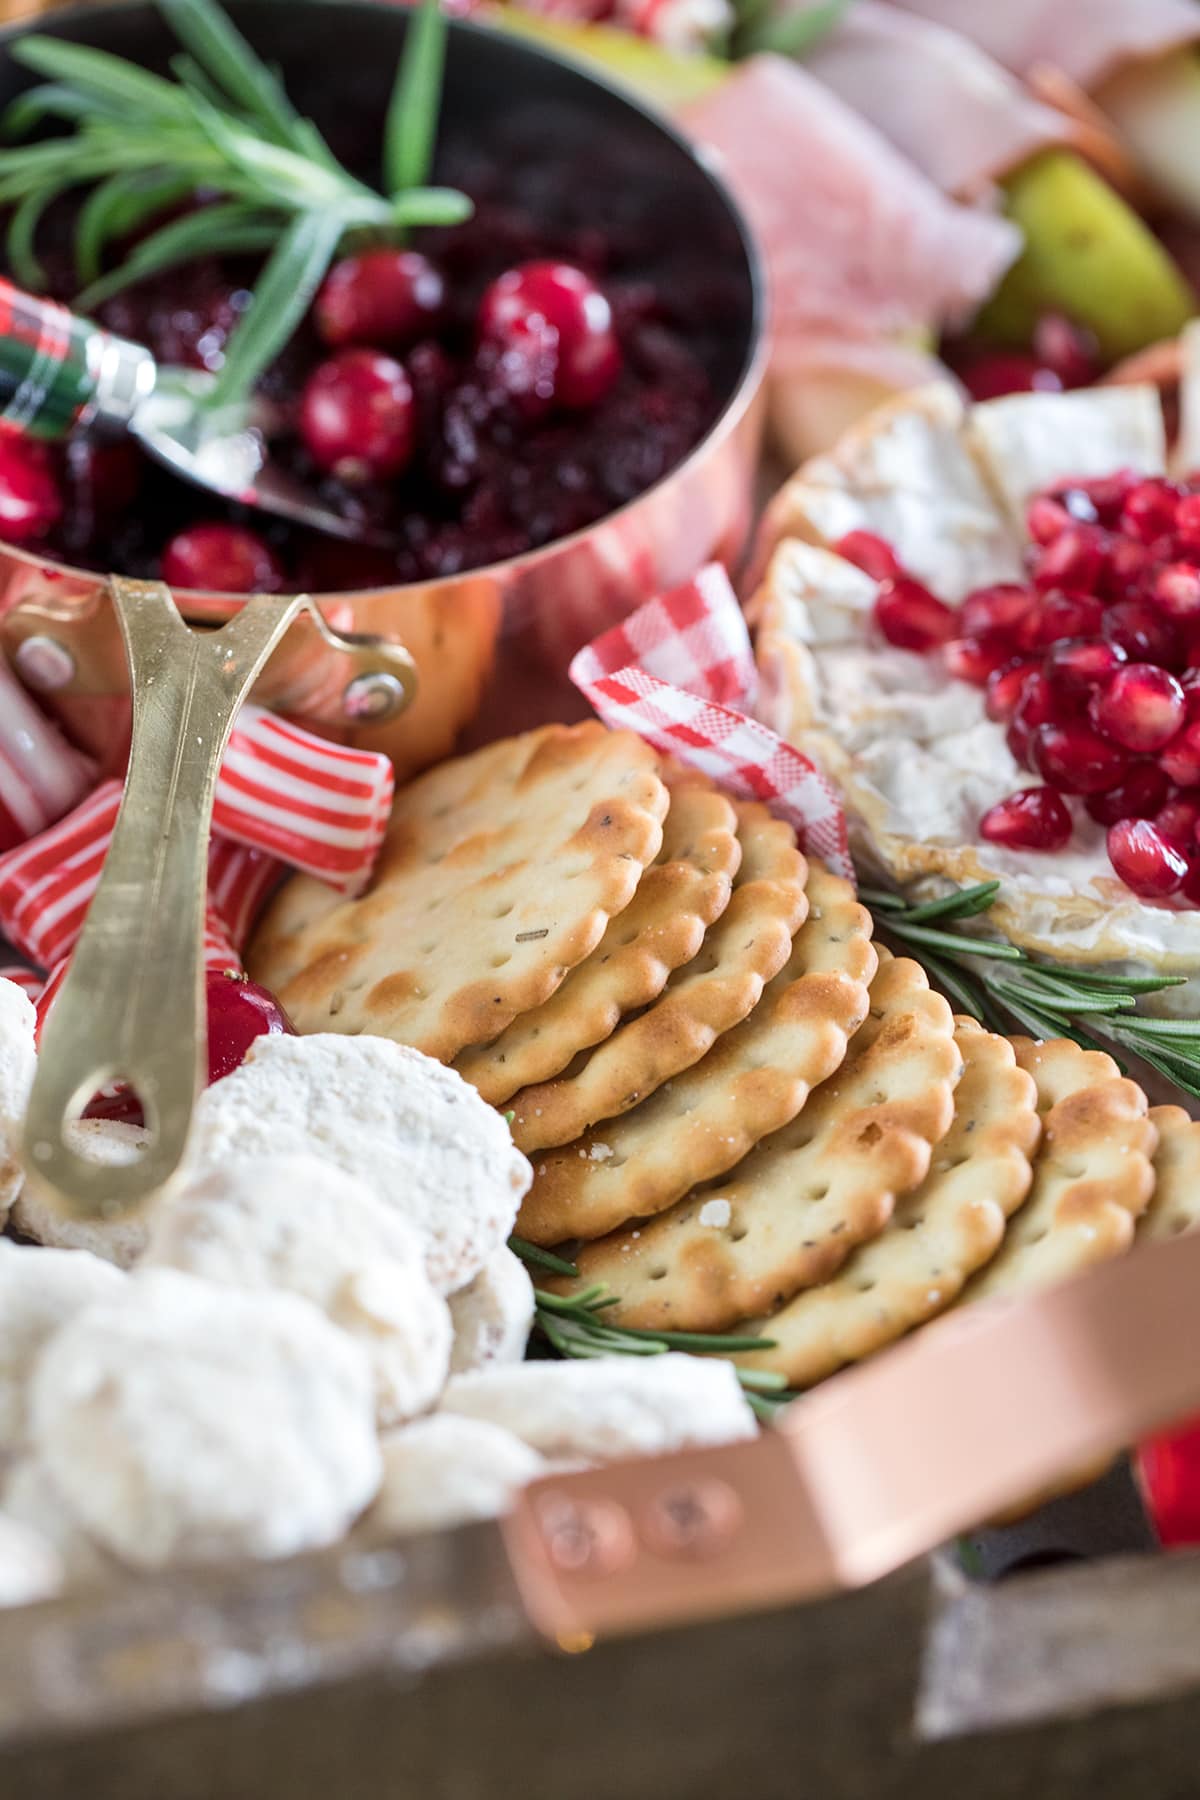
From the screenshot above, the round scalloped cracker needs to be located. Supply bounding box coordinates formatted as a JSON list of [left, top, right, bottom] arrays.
[[962, 1036, 1157, 1305], [455, 770, 740, 1106], [507, 801, 807, 1154], [732, 1019, 1039, 1388], [517, 859, 875, 1246], [1137, 1105, 1200, 1243], [567, 953, 961, 1333], [248, 724, 668, 1063]]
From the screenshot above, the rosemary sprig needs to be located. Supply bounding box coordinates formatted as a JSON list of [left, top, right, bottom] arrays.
[[863, 880, 1200, 1096], [0, 0, 470, 407], [731, 0, 851, 60]]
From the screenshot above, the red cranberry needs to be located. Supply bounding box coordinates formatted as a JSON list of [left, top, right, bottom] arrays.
[[1085, 762, 1169, 826], [1161, 721, 1200, 788], [161, 523, 285, 594], [477, 261, 622, 410], [834, 530, 900, 581], [1154, 563, 1200, 620], [1044, 637, 1126, 699], [206, 970, 295, 1085], [959, 583, 1034, 642], [1019, 592, 1104, 653], [959, 351, 1061, 403], [1033, 721, 1128, 794], [943, 635, 1011, 685], [1107, 818, 1188, 897], [1174, 492, 1200, 553], [1120, 478, 1181, 543], [1138, 1418, 1200, 1545], [873, 578, 956, 651], [0, 438, 63, 543], [315, 250, 444, 349], [1154, 793, 1200, 849], [299, 348, 416, 480], [1031, 524, 1107, 593], [985, 659, 1039, 723], [1026, 495, 1071, 545], [1089, 664, 1185, 753], [1031, 314, 1099, 388], [979, 785, 1072, 851], [1103, 600, 1180, 668]]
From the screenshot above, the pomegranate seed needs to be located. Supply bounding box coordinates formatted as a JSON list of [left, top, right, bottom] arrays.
[[1154, 793, 1200, 849], [1162, 721, 1200, 787], [315, 250, 445, 348], [1183, 856, 1200, 905], [1006, 670, 1059, 768], [1154, 563, 1200, 620], [1076, 468, 1139, 524], [1090, 664, 1185, 753], [477, 261, 622, 410], [1033, 721, 1129, 793], [959, 583, 1035, 642], [299, 348, 416, 479], [1031, 524, 1107, 593], [1174, 492, 1200, 553], [1181, 670, 1200, 718], [1100, 534, 1156, 600], [1138, 1417, 1200, 1544], [873, 578, 956, 651], [979, 785, 1072, 851], [1044, 636, 1126, 698], [1103, 600, 1181, 668], [985, 658, 1039, 723], [161, 523, 285, 594], [834, 530, 900, 581], [1032, 313, 1099, 388], [206, 970, 295, 1085], [0, 438, 63, 543], [943, 635, 1011, 685], [1019, 592, 1104, 653], [1107, 818, 1187, 897], [959, 351, 1061, 403], [1085, 762, 1169, 826], [1120, 478, 1182, 543], [1026, 495, 1072, 545]]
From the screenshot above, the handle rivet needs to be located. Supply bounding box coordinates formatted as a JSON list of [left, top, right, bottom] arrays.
[[343, 670, 404, 723], [536, 1493, 635, 1578], [639, 1479, 743, 1561], [13, 635, 76, 694]]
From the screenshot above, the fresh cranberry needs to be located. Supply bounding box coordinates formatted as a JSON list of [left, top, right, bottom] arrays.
[[1153, 563, 1200, 620], [315, 250, 445, 349], [959, 583, 1034, 642], [959, 351, 1061, 403], [943, 635, 1011, 685], [1103, 600, 1181, 668], [1120, 478, 1181, 544], [1107, 818, 1188, 897], [1031, 314, 1099, 388], [1085, 763, 1169, 826], [1090, 664, 1185, 753], [206, 969, 295, 1085], [0, 438, 63, 543], [979, 785, 1072, 851], [299, 348, 416, 480], [83, 1083, 146, 1126], [1137, 1418, 1200, 1546], [1154, 793, 1200, 849], [1031, 525, 1107, 594], [1174, 492, 1200, 553], [1161, 721, 1200, 788], [873, 578, 956, 651], [1033, 721, 1128, 794], [1044, 637, 1126, 699], [985, 659, 1039, 724], [834, 530, 900, 581], [1019, 592, 1104, 654], [161, 523, 286, 594], [477, 261, 622, 410]]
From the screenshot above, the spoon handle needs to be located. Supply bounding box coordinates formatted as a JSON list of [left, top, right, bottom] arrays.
[[0, 278, 154, 442], [22, 578, 318, 1222]]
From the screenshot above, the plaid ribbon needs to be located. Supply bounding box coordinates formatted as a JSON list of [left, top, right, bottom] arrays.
[[570, 565, 853, 881], [0, 279, 110, 442]]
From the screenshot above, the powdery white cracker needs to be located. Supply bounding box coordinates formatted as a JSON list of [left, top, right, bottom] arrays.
[[11, 1119, 151, 1267], [366, 1415, 545, 1536], [0, 1239, 126, 1450], [448, 1247, 534, 1377], [1136, 1105, 1200, 1243], [966, 385, 1166, 524], [440, 1354, 755, 1464], [189, 1035, 530, 1294], [31, 1269, 380, 1570], [0, 977, 35, 1222], [145, 1154, 451, 1425]]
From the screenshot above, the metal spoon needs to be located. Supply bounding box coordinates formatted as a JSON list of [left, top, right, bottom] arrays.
[[0, 277, 391, 545]]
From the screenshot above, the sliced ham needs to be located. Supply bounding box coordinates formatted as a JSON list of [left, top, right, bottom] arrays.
[[804, 2, 1073, 197], [886, 0, 1200, 94]]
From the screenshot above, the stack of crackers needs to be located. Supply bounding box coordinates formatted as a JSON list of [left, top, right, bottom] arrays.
[[251, 722, 1200, 1392]]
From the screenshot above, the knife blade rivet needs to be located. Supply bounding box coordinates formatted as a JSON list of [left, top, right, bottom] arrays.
[[639, 1479, 743, 1561], [535, 1493, 636, 1578], [14, 635, 76, 694], [343, 670, 405, 723]]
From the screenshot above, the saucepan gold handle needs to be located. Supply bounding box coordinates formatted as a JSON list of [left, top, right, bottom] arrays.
[[21, 576, 415, 1222]]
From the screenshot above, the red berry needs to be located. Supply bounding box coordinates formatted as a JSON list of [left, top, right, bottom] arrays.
[[1085, 762, 1169, 826], [985, 658, 1039, 723], [1161, 721, 1200, 788], [1154, 793, 1200, 849], [1033, 721, 1128, 794], [1026, 495, 1072, 545], [1137, 1418, 1200, 1546], [1090, 664, 1185, 753], [1120, 478, 1182, 543], [1019, 591, 1104, 653], [834, 530, 900, 581], [873, 578, 956, 651], [1044, 636, 1126, 699], [960, 351, 1061, 403], [206, 969, 295, 1085], [1154, 563, 1200, 620], [979, 785, 1072, 851], [959, 583, 1034, 642], [315, 250, 444, 349], [1107, 818, 1188, 897], [161, 522, 285, 594], [1031, 313, 1099, 388], [477, 261, 621, 410], [943, 634, 1011, 685], [1174, 492, 1200, 553], [1103, 600, 1181, 668], [299, 348, 415, 479], [0, 437, 63, 543], [1031, 524, 1107, 593]]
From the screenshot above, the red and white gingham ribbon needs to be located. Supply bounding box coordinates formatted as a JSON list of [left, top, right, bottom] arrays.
[[570, 565, 852, 881], [207, 839, 285, 952], [213, 706, 393, 896]]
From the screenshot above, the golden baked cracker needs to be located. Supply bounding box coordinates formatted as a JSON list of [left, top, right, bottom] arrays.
[[568, 955, 961, 1332], [732, 1020, 1038, 1387], [962, 1036, 1157, 1304], [248, 724, 668, 1063], [518, 859, 875, 1246], [507, 801, 808, 1154], [1137, 1105, 1200, 1242], [455, 772, 740, 1107]]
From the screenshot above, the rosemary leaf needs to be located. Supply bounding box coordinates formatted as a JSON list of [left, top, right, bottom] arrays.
[[736, 0, 850, 59], [508, 1235, 578, 1279], [887, 921, 1025, 962], [389, 186, 473, 228], [385, 0, 448, 195], [76, 202, 281, 312], [74, 171, 202, 287], [893, 881, 1001, 925], [12, 36, 189, 124], [1, 83, 101, 138], [205, 208, 342, 408], [157, 0, 311, 150], [6, 185, 58, 288]]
